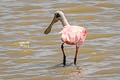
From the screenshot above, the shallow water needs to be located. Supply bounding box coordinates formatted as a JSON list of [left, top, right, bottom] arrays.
[[0, 0, 120, 80]]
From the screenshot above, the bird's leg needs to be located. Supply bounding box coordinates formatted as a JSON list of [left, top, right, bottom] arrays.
[[74, 46, 79, 65], [61, 43, 66, 66]]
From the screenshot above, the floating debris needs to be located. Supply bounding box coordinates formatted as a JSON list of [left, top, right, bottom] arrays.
[[18, 41, 30, 48]]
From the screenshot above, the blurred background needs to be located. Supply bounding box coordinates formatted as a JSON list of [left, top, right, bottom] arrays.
[[0, 0, 120, 80]]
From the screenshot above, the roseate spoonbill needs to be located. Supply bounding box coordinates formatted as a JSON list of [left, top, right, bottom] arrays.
[[44, 11, 86, 66]]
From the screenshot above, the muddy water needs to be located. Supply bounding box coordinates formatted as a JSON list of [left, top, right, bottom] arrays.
[[0, 0, 120, 80]]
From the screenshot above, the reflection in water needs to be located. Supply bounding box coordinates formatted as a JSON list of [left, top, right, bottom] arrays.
[[0, 0, 120, 80]]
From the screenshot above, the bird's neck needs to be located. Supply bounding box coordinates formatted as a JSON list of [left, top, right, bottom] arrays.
[[60, 14, 70, 27]]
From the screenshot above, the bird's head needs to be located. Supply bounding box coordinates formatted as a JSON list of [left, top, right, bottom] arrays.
[[54, 11, 64, 22], [44, 11, 64, 34]]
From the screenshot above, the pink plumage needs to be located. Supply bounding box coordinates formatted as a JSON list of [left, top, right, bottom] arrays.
[[60, 26, 86, 47]]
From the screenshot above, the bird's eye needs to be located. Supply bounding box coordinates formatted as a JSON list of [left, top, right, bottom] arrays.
[[56, 13, 60, 18]]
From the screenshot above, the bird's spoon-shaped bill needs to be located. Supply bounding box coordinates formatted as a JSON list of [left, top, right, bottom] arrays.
[[44, 16, 58, 34]]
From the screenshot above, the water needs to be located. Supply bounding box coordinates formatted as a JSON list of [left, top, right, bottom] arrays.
[[0, 0, 120, 80]]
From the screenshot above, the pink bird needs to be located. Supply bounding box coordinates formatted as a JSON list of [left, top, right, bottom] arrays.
[[44, 11, 86, 66]]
